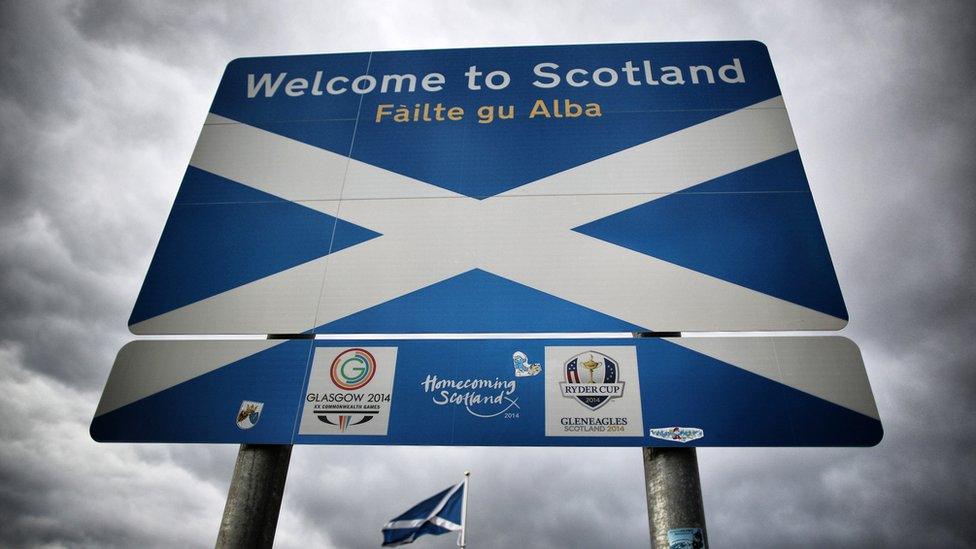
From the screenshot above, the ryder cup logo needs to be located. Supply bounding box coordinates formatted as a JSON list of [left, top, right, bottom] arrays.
[[560, 351, 625, 410], [330, 348, 376, 390]]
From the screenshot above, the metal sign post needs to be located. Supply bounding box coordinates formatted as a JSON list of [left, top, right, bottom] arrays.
[[643, 447, 707, 548], [216, 444, 292, 549], [636, 332, 707, 548], [215, 333, 308, 548]]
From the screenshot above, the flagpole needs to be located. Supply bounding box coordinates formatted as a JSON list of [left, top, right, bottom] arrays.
[[458, 471, 470, 548]]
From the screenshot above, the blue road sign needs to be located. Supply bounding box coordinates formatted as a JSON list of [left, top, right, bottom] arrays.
[[91, 337, 882, 447], [129, 41, 847, 335]]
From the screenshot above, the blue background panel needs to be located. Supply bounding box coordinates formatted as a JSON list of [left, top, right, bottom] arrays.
[[130, 169, 380, 326], [213, 41, 783, 199], [91, 340, 312, 443], [213, 52, 371, 123], [575, 152, 847, 320], [93, 338, 881, 447], [637, 341, 881, 446]]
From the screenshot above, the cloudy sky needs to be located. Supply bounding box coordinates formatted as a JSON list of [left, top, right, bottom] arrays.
[[1, 1, 974, 547]]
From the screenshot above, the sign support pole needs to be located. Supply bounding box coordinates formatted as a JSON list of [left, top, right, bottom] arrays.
[[215, 334, 312, 549], [216, 443, 293, 548], [642, 447, 708, 548], [636, 332, 708, 548]]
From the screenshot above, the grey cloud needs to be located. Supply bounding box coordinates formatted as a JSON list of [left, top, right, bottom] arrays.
[[0, 349, 230, 548], [689, 2, 976, 547], [0, 1, 217, 386], [280, 446, 650, 549], [1, 1, 975, 548]]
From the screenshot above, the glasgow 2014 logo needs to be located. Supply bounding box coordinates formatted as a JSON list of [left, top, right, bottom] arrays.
[[312, 348, 384, 432], [330, 348, 377, 390]]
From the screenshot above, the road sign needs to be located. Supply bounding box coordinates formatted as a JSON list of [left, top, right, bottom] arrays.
[[91, 337, 881, 446], [129, 41, 847, 335]]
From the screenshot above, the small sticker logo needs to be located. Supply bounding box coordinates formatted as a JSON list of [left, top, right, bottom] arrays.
[[559, 351, 625, 410], [236, 400, 264, 430], [512, 351, 542, 377], [667, 527, 704, 549], [649, 427, 704, 443]]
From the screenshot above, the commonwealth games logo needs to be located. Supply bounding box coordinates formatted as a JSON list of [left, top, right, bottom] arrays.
[[330, 348, 377, 390], [314, 348, 382, 432], [301, 346, 397, 437]]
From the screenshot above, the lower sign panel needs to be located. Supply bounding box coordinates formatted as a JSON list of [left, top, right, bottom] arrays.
[[91, 337, 882, 447]]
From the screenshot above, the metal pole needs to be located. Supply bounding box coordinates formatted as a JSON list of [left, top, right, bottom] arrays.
[[458, 471, 470, 548], [643, 447, 707, 548], [216, 444, 293, 549], [216, 334, 310, 549], [636, 332, 707, 549]]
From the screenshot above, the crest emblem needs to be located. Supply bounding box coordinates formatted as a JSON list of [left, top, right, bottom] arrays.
[[236, 400, 264, 430], [559, 351, 625, 410]]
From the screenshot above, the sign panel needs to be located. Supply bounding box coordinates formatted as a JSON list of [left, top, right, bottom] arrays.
[[91, 337, 882, 446], [129, 41, 847, 335]]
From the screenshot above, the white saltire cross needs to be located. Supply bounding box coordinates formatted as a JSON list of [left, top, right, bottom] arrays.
[[131, 96, 843, 334]]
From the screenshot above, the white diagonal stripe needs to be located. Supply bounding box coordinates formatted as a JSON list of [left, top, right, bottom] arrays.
[[95, 340, 287, 416], [135, 96, 841, 334], [191, 114, 462, 204], [315, 233, 473, 327], [499, 96, 794, 199], [130, 255, 329, 335], [482, 226, 843, 331], [383, 481, 465, 532], [341, 156, 465, 201], [190, 114, 348, 201], [669, 337, 879, 419]]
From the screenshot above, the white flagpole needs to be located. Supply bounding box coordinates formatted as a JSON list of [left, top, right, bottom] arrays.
[[458, 471, 470, 548]]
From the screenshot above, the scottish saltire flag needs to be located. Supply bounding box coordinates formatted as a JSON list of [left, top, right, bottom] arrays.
[[382, 479, 467, 546], [129, 41, 849, 335]]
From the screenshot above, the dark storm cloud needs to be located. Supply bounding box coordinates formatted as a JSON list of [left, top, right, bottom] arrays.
[[692, 2, 976, 547], [67, 1, 225, 54], [0, 351, 232, 548], [825, 1, 976, 347], [0, 0, 240, 387], [0, 3, 244, 542]]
